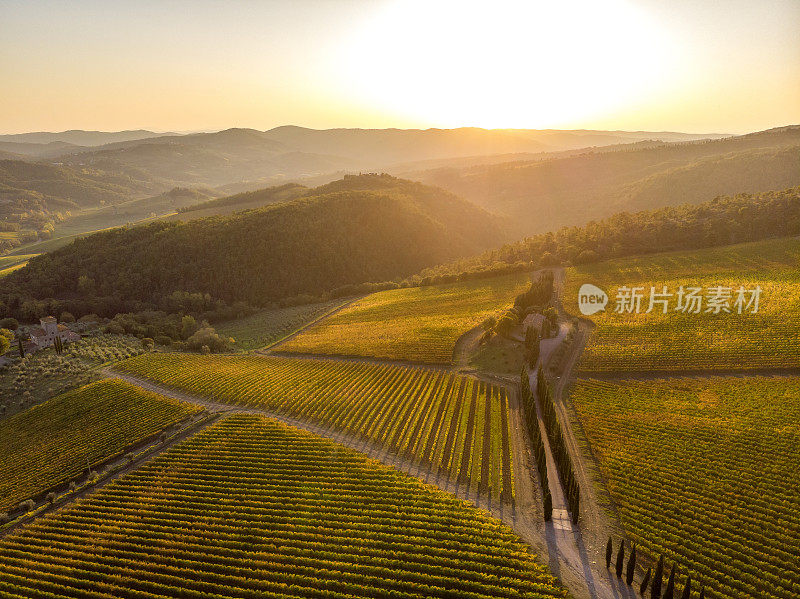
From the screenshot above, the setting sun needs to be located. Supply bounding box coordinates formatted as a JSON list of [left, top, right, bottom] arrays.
[[343, 0, 675, 129]]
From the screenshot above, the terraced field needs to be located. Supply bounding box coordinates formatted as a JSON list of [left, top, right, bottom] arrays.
[[0, 379, 199, 512], [216, 299, 349, 350], [570, 376, 800, 599], [280, 272, 531, 363], [0, 415, 566, 599], [564, 237, 800, 371], [116, 353, 516, 501]]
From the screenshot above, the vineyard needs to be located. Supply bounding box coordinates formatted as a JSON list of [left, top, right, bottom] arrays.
[[116, 353, 516, 501], [280, 272, 531, 363], [0, 379, 199, 512], [564, 237, 800, 371], [569, 376, 800, 599], [216, 298, 348, 350], [0, 415, 566, 599]]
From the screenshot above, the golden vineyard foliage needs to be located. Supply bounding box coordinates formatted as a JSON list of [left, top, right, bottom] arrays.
[[0, 415, 566, 598], [282, 272, 531, 363], [564, 237, 800, 370], [116, 353, 516, 501], [570, 377, 800, 599], [0, 379, 198, 511]]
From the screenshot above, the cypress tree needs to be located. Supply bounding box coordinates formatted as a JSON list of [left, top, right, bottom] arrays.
[[615, 540, 625, 578], [543, 490, 552, 521], [651, 555, 664, 599], [18, 337, 24, 358], [640, 567, 652, 596], [663, 565, 676, 599], [626, 543, 637, 585], [572, 485, 580, 524], [605, 537, 613, 569], [680, 577, 691, 599]]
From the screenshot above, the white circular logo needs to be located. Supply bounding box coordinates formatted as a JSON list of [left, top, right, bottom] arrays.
[[578, 284, 608, 315]]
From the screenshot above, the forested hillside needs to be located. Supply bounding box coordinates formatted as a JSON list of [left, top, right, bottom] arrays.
[[416, 187, 800, 281], [0, 175, 504, 320], [411, 126, 800, 234]]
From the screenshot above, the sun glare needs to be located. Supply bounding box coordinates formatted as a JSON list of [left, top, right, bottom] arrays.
[[343, 0, 676, 129]]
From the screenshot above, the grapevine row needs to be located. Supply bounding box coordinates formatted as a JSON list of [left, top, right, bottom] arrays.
[[0, 379, 198, 513], [116, 353, 516, 501], [0, 415, 567, 599]]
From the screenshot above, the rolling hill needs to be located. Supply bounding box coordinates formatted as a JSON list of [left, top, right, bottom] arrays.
[[408, 126, 800, 235], [0, 129, 171, 147], [0, 175, 505, 318], [58, 128, 358, 188]]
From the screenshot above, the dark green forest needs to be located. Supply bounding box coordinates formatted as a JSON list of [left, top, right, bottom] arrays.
[[0, 175, 503, 322]]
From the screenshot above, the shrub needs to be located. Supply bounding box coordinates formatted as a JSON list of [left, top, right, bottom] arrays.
[[186, 327, 229, 353], [0, 318, 18, 330]]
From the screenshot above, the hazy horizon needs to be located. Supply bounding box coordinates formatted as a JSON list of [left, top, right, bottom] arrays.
[[2, 0, 799, 135]]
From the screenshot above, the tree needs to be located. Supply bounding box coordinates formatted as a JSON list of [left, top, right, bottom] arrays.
[[615, 540, 625, 577], [606, 537, 613, 569], [187, 327, 229, 353], [0, 318, 18, 330], [142, 337, 154, 350], [626, 544, 637, 585], [651, 555, 664, 599], [181, 315, 198, 340], [0, 335, 9, 356], [59, 311, 75, 323], [663, 565, 676, 599], [680, 577, 691, 599], [640, 568, 652, 596], [17, 337, 24, 358], [543, 490, 552, 521]]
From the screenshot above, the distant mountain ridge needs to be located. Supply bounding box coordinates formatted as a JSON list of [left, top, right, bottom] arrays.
[[407, 125, 800, 235], [0, 129, 173, 146]]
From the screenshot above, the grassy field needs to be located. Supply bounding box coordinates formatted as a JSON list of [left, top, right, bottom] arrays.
[[216, 299, 349, 350], [0, 261, 28, 277], [0, 379, 198, 512], [281, 272, 531, 363], [116, 353, 515, 501], [0, 253, 36, 277], [570, 376, 800, 599], [0, 415, 565, 598], [564, 237, 800, 370]]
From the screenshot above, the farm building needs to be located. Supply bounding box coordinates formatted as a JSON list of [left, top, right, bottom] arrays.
[[28, 316, 80, 349]]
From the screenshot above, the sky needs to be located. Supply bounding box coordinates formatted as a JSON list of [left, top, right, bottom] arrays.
[[1, 0, 798, 134]]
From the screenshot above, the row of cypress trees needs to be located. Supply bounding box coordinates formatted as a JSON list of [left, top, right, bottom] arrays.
[[519, 368, 552, 520], [536, 370, 580, 524], [606, 538, 706, 599]]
